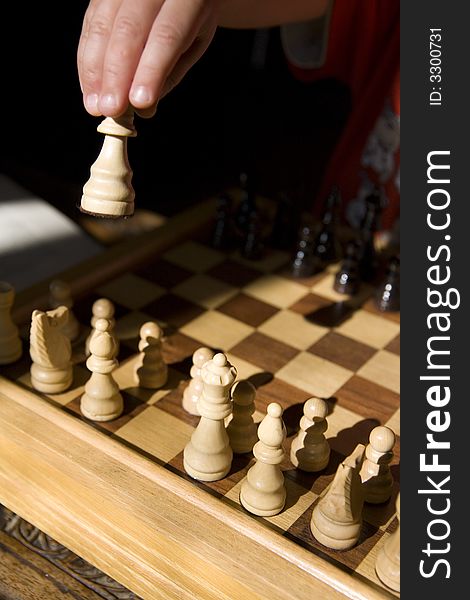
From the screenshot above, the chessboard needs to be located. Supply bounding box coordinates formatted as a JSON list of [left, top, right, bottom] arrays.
[[0, 194, 400, 600]]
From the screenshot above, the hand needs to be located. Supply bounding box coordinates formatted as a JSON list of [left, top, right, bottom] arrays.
[[77, 0, 218, 118]]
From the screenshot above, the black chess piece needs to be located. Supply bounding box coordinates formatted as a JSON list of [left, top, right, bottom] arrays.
[[334, 240, 361, 295], [310, 186, 343, 271], [375, 255, 400, 312], [358, 188, 383, 282], [241, 209, 263, 260], [291, 219, 317, 277], [234, 172, 257, 237], [211, 193, 234, 250], [270, 192, 300, 251]]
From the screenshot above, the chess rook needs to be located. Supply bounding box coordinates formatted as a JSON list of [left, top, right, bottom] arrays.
[[240, 403, 287, 517], [30, 306, 73, 393], [182, 347, 215, 415], [310, 444, 365, 550], [49, 280, 80, 341], [80, 106, 136, 218], [80, 318, 123, 421], [226, 380, 258, 454], [134, 321, 168, 389], [360, 425, 395, 504], [183, 353, 237, 481], [375, 493, 400, 592], [0, 281, 22, 365], [290, 397, 330, 472]]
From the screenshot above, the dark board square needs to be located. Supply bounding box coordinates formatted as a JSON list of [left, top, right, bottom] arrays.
[[135, 258, 192, 289], [217, 293, 278, 327], [207, 259, 261, 288], [288, 293, 332, 316], [308, 332, 376, 372], [362, 297, 400, 324], [73, 292, 129, 325], [254, 377, 311, 414], [162, 331, 204, 370], [385, 334, 400, 356], [143, 294, 205, 328], [230, 332, 299, 373], [335, 375, 400, 424]]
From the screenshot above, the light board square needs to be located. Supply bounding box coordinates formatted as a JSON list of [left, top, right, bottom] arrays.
[[357, 350, 400, 394], [115, 405, 194, 463], [335, 310, 400, 349], [258, 310, 327, 350], [276, 352, 353, 398], [163, 241, 224, 272], [243, 275, 308, 309], [172, 274, 237, 309], [180, 310, 254, 351], [97, 273, 165, 310]]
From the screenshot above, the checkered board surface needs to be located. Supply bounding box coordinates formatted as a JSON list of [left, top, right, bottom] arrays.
[[3, 237, 400, 597]]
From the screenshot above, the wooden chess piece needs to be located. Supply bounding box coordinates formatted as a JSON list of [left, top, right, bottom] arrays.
[[240, 403, 287, 516], [290, 397, 330, 472], [360, 426, 395, 504], [85, 298, 118, 358], [375, 493, 400, 592], [312, 186, 342, 268], [80, 318, 123, 421], [358, 189, 383, 282], [310, 444, 365, 550], [291, 219, 317, 277], [211, 194, 234, 250], [134, 321, 168, 389], [80, 106, 136, 218], [234, 171, 257, 237], [375, 255, 400, 312], [182, 347, 215, 416], [183, 353, 237, 481], [49, 280, 80, 341], [30, 306, 73, 393], [0, 281, 22, 364], [333, 240, 361, 295], [227, 380, 258, 454]]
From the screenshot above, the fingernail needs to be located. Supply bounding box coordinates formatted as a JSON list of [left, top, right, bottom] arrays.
[[85, 93, 99, 112], [130, 85, 151, 105], [100, 93, 117, 109]]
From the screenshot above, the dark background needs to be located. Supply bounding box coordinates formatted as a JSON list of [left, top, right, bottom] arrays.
[[1, 3, 350, 221]]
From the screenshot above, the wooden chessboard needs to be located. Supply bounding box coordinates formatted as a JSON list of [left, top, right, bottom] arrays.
[[0, 195, 400, 600]]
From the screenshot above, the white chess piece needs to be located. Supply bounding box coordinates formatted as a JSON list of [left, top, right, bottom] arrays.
[[290, 397, 330, 471], [183, 353, 236, 481], [360, 426, 395, 504], [85, 298, 118, 358], [49, 280, 80, 341], [0, 281, 22, 364], [80, 318, 123, 421], [30, 306, 73, 393], [80, 106, 136, 218], [226, 380, 258, 454], [134, 321, 168, 389], [240, 403, 287, 517], [310, 444, 365, 550], [182, 347, 214, 415], [375, 493, 400, 592]]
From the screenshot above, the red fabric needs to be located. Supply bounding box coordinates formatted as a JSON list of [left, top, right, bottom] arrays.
[[288, 0, 400, 230]]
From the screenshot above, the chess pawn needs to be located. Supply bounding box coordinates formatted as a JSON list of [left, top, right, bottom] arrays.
[[134, 321, 168, 389], [360, 426, 395, 504], [310, 444, 365, 550], [240, 403, 287, 517], [80, 318, 123, 421], [290, 397, 330, 472], [227, 380, 258, 454], [85, 298, 118, 358], [80, 106, 136, 218], [333, 240, 361, 295], [49, 280, 80, 341], [0, 281, 22, 364], [182, 347, 215, 416], [375, 255, 400, 312], [183, 353, 237, 481], [30, 306, 73, 393], [375, 493, 400, 592]]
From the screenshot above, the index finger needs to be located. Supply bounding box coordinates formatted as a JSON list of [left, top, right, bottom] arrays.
[[129, 0, 210, 109]]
